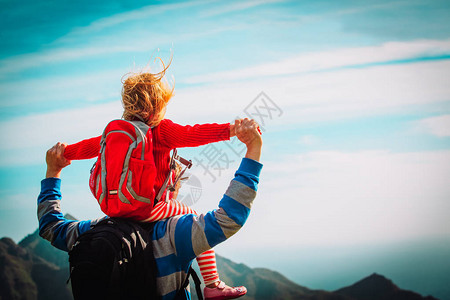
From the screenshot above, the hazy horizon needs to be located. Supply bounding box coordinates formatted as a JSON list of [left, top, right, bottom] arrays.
[[216, 237, 450, 299]]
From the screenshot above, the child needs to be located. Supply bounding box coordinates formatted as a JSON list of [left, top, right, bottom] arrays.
[[62, 62, 247, 299]]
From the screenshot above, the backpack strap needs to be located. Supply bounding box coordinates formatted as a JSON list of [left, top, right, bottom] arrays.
[[128, 114, 147, 123], [130, 120, 151, 160], [174, 266, 203, 300], [189, 267, 203, 300], [155, 149, 177, 202]]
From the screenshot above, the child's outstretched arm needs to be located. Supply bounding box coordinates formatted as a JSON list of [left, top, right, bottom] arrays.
[[63, 135, 102, 160], [156, 119, 235, 149]]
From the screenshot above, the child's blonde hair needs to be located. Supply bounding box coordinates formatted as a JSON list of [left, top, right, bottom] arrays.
[[121, 59, 174, 127]]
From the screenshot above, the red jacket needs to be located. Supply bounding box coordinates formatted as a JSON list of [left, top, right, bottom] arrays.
[[64, 119, 230, 198]]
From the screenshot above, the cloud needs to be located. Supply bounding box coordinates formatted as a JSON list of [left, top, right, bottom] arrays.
[[65, 0, 215, 36], [268, 0, 418, 27], [230, 150, 450, 247], [200, 0, 284, 18], [0, 0, 200, 74], [184, 39, 450, 84], [0, 46, 135, 75], [0, 102, 122, 166], [327, 0, 414, 17], [299, 135, 320, 146], [171, 59, 450, 127], [0, 0, 240, 76], [415, 114, 450, 137], [0, 67, 126, 110], [0, 27, 236, 77]]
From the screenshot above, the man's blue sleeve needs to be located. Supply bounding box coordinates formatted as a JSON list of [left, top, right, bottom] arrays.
[[37, 178, 103, 252], [169, 158, 263, 261]]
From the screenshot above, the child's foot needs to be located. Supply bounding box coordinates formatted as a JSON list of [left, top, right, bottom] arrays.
[[203, 281, 247, 300]]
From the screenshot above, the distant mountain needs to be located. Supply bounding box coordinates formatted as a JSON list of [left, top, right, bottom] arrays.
[[190, 255, 439, 300], [335, 273, 438, 300], [19, 229, 69, 269], [190, 254, 343, 300], [0, 219, 441, 300], [0, 237, 72, 300], [18, 213, 78, 269]]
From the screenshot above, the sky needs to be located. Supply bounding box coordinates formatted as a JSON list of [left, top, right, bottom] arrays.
[[1, 0, 450, 298]]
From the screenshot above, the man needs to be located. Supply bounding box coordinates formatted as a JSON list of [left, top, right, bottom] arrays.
[[38, 118, 263, 300]]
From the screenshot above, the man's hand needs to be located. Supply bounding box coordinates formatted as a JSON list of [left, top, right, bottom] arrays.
[[235, 118, 262, 162], [46, 143, 71, 178]]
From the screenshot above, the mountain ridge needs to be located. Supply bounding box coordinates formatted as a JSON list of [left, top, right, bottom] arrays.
[[0, 223, 440, 300], [335, 273, 438, 300]]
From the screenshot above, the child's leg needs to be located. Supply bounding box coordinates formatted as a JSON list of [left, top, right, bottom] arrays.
[[196, 249, 219, 286], [201, 249, 247, 299], [142, 200, 197, 222], [143, 200, 247, 298]]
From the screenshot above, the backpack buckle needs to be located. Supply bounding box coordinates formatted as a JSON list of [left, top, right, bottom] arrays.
[[167, 149, 192, 192]]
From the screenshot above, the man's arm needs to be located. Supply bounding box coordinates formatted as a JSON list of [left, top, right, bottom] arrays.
[[235, 118, 262, 162], [38, 143, 105, 251], [46, 142, 71, 178], [165, 119, 263, 261]]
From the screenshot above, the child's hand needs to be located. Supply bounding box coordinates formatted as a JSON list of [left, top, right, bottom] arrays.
[[230, 123, 236, 138], [46, 143, 71, 178]]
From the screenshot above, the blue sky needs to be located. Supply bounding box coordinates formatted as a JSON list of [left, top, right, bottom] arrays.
[[1, 0, 450, 298]]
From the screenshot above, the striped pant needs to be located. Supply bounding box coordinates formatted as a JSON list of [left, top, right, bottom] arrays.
[[144, 200, 220, 286]]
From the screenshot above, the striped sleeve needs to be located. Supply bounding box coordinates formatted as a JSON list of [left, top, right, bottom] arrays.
[[170, 158, 262, 261], [157, 119, 230, 149], [37, 178, 105, 252]]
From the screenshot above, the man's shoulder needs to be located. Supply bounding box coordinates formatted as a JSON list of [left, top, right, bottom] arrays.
[[151, 214, 194, 242], [152, 216, 180, 239], [153, 219, 168, 237]]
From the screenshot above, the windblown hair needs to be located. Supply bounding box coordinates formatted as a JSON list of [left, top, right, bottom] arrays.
[[121, 59, 174, 127]]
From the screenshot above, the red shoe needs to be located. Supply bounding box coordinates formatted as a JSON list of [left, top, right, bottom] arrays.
[[203, 281, 247, 300]]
